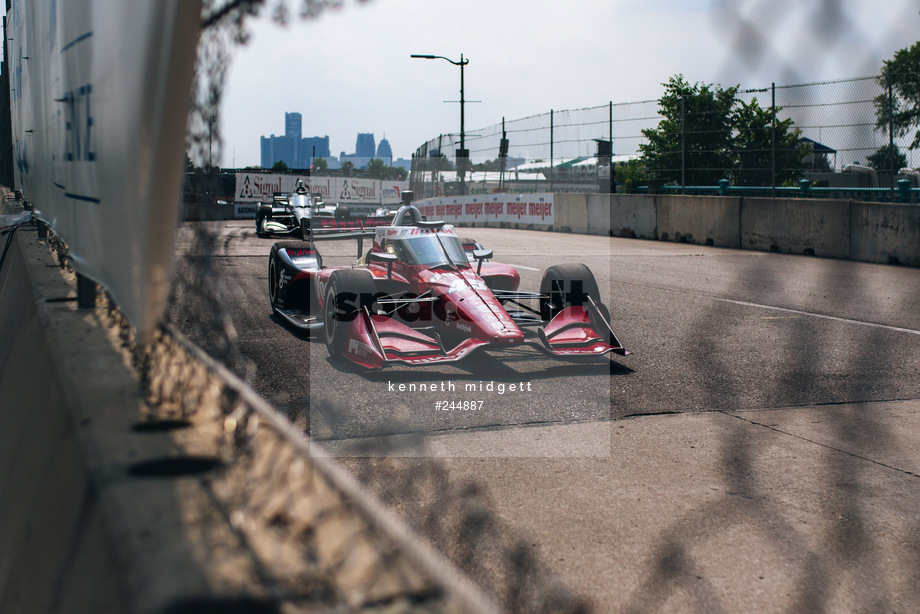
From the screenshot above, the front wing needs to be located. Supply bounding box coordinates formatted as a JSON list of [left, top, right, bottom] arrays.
[[342, 308, 489, 369], [337, 300, 627, 369]]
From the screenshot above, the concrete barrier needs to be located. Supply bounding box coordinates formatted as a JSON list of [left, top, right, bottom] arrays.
[[611, 194, 657, 239], [585, 194, 610, 236], [741, 197, 850, 258], [553, 193, 590, 233], [0, 203, 499, 613], [450, 192, 920, 267], [850, 201, 920, 266], [656, 194, 741, 247], [1, 226, 148, 613]]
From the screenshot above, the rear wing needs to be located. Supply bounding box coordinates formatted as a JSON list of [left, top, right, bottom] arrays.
[[305, 226, 377, 259]]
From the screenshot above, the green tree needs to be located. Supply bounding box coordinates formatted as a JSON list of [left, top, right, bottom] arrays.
[[875, 42, 920, 149], [612, 158, 649, 193], [365, 157, 387, 178], [385, 165, 408, 181], [640, 75, 738, 186], [312, 157, 328, 171], [866, 143, 908, 172], [271, 160, 289, 171], [732, 98, 806, 186], [473, 158, 502, 172], [340, 160, 354, 176]]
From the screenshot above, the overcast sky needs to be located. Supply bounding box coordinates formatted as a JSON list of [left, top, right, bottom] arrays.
[[219, 0, 919, 168]]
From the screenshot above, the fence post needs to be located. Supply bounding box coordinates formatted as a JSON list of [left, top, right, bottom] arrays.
[[610, 102, 615, 194], [889, 82, 896, 201], [898, 179, 911, 203], [771, 83, 776, 198], [609, 101, 613, 151], [681, 95, 686, 195], [550, 109, 554, 193]]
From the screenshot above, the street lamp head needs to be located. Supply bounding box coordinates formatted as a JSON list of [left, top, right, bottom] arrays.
[[411, 53, 467, 66]]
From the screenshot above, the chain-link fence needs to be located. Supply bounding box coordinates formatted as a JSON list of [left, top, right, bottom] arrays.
[[169, 1, 920, 612], [410, 75, 920, 200]]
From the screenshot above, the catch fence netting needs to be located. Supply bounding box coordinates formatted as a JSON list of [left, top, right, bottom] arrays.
[[162, 0, 597, 611], [411, 75, 920, 198], [162, 0, 920, 612]]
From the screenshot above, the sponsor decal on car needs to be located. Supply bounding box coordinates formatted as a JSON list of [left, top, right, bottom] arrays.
[[348, 338, 376, 359], [447, 278, 487, 294], [378, 225, 458, 240], [285, 248, 316, 257]]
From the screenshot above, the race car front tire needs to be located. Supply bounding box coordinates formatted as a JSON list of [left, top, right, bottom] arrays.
[[256, 204, 272, 237], [268, 253, 280, 312], [324, 269, 377, 357], [539, 263, 609, 322]]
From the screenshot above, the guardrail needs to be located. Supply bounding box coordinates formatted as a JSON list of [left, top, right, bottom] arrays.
[[639, 179, 917, 204]]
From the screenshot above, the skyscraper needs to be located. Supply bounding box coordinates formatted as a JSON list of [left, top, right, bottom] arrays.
[[355, 133, 376, 159], [261, 112, 333, 169], [285, 112, 302, 140], [302, 136, 331, 167], [261, 134, 295, 169], [376, 137, 393, 163]]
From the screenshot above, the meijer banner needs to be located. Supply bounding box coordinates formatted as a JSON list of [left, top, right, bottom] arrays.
[[8, 0, 201, 339], [415, 194, 555, 225]]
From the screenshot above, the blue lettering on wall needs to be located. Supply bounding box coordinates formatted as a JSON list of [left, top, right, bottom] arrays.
[[63, 85, 95, 162], [49, 0, 56, 50]]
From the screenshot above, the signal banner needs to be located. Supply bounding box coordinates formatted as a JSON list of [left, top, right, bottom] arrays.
[[415, 194, 555, 226], [235, 172, 409, 205]]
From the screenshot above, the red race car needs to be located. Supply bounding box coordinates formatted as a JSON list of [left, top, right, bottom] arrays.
[[267, 195, 628, 369]]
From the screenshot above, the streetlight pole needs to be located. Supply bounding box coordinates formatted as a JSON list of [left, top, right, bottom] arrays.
[[411, 53, 469, 196]]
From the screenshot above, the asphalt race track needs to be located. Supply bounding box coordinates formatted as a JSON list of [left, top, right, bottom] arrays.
[[171, 220, 920, 609], [173, 220, 920, 437]]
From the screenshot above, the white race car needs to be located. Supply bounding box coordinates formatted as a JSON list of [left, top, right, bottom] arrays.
[[255, 180, 392, 239]]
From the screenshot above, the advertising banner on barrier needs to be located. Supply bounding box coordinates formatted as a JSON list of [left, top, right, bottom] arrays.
[[414, 194, 555, 225], [234, 172, 409, 205], [8, 0, 202, 339]]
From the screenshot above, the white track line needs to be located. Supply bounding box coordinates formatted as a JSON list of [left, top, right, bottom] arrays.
[[716, 297, 920, 336]]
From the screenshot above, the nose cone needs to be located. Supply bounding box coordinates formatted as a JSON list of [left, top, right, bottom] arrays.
[[456, 292, 523, 344], [428, 270, 524, 343], [490, 327, 524, 345]]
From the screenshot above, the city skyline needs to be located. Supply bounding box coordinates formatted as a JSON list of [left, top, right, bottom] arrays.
[[259, 111, 404, 170]]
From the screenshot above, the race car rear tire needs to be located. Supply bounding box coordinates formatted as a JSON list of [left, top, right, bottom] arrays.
[[334, 205, 351, 220], [324, 269, 377, 357], [300, 217, 310, 240], [539, 263, 609, 322]]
